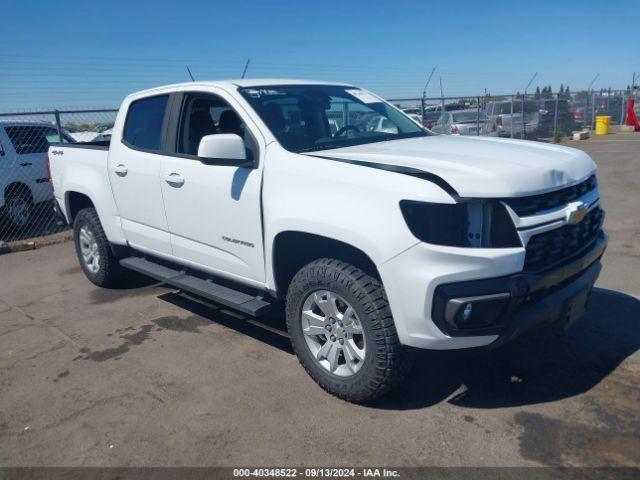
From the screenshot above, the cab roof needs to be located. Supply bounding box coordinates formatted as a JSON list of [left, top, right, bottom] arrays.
[[129, 79, 354, 99]]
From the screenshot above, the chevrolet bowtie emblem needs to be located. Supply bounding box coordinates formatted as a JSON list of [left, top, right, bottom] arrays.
[[567, 203, 588, 224]]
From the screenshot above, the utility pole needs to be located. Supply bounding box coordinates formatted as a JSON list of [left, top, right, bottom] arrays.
[[439, 76, 445, 114], [421, 67, 436, 121], [588, 73, 600, 129], [241, 58, 251, 79]]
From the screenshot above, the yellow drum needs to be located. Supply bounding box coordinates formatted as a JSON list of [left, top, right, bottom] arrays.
[[595, 115, 611, 135]]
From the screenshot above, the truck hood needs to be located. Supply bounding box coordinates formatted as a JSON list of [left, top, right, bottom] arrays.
[[312, 135, 596, 198]]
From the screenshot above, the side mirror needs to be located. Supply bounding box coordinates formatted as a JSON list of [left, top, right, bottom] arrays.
[[0, 142, 4, 156], [197, 134, 253, 167]]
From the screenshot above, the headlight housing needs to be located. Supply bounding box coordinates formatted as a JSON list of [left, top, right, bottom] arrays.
[[399, 199, 521, 248]]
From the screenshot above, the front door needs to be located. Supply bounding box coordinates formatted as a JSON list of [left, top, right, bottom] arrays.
[[160, 91, 265, 282]]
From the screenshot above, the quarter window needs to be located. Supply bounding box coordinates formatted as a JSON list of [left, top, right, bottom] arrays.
[[123, 95, 169, 151]]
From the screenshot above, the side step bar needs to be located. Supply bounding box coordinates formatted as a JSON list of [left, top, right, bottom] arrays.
[[119, 256, 271, 317]]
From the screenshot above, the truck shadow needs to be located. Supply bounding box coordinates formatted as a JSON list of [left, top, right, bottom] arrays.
[[373, 287, 640, 410], [158, 291, 294, 354], [155, 286, 638, 411]]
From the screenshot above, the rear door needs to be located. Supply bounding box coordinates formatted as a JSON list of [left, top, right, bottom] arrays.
[[107, 94, 172, 254], [159, 90, 266, 282]]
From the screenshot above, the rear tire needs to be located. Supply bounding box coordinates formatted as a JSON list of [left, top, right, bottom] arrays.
[[6, 189, 33, 231], [286, 258, 414, 403], [73, 208, 128, 287]]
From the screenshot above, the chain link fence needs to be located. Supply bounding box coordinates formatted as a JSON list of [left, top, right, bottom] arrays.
[[389, 89, 640, 142], [0, 89, 638, 245], [0, 108, 117, 244]]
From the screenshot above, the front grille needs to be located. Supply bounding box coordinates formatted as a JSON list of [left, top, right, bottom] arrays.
[[505, 175, 597, 216], [524, 207, 604, 272]]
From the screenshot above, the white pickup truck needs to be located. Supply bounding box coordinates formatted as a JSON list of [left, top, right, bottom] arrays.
[[49, 80, 606, 402]]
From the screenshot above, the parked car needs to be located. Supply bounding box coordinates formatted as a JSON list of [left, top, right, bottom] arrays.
[[424, 103, 468, 113], [536, 99, 577, 137], [406, 113, 422, 125], [430, 109, 498, 136], [485, 100, 539, 138], [402, 107, 422, 116], [570, 100, 589, 127], [421, 111, 442, 129], [50, 80, 606, 402], [0, 122, 74, 230]]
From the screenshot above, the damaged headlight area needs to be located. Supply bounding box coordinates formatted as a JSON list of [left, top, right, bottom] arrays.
[[399, 199, 521, 248]]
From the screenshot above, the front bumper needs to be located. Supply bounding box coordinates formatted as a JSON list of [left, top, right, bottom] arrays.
[[380, 230, 606, 350]]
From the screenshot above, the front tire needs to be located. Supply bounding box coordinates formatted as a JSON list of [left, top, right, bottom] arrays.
[[286, 258, 414, 403], [73, 208, 127, 287]]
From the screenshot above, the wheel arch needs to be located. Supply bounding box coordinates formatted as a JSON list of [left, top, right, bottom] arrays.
[[65, 191, 95, 223], [4, 182, 33, 202], [271, 230, 381, 298]]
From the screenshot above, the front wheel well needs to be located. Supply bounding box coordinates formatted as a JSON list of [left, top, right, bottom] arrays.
[[66, 191, 95, 222], [272, 231, 381, 297]]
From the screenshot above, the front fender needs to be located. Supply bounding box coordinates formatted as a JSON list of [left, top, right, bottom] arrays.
[[262, 144, 454, 291]]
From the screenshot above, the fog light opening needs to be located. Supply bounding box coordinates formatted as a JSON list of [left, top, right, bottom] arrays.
[[441, 292, 511, 332], [462, 303, 473, 322]]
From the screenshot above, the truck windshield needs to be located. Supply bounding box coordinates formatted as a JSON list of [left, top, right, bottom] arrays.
[[238, 85, 429, 153]]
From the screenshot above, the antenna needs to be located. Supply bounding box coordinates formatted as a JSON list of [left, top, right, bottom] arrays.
[[421, 67, 436, 99], [186, 66, 195, 82], [588, 73, 600, 91], [420, 67, 436, 120], [241, 58, 250, 79], [524, 72, 537, 94]]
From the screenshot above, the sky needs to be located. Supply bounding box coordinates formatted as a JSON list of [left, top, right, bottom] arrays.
[[1, 0, 639, 109]]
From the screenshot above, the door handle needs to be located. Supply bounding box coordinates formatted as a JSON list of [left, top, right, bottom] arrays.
[[113, 164, 128, 176], [19, 162, 32, 167], [165, 172, 185, 186]]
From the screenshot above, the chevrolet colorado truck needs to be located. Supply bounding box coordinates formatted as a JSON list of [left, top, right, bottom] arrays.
[[49, 80, 606, 402]]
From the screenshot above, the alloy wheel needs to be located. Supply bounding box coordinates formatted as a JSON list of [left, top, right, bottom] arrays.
[[79, 225, 100, 274], [300, 290, 366, 377]]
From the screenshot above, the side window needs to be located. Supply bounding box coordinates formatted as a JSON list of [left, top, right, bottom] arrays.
[[123, 95, 169, 151], [5, 126, 52, 154], [177, 94, 257, 159]]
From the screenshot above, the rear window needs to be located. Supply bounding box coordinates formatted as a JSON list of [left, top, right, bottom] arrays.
[[123, 95, 169, 151], [497, 101, 537, 114], [5, 125, 61, 154]]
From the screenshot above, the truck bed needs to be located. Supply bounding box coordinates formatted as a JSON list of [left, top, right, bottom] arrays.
[[48, 142, 115, 234]]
